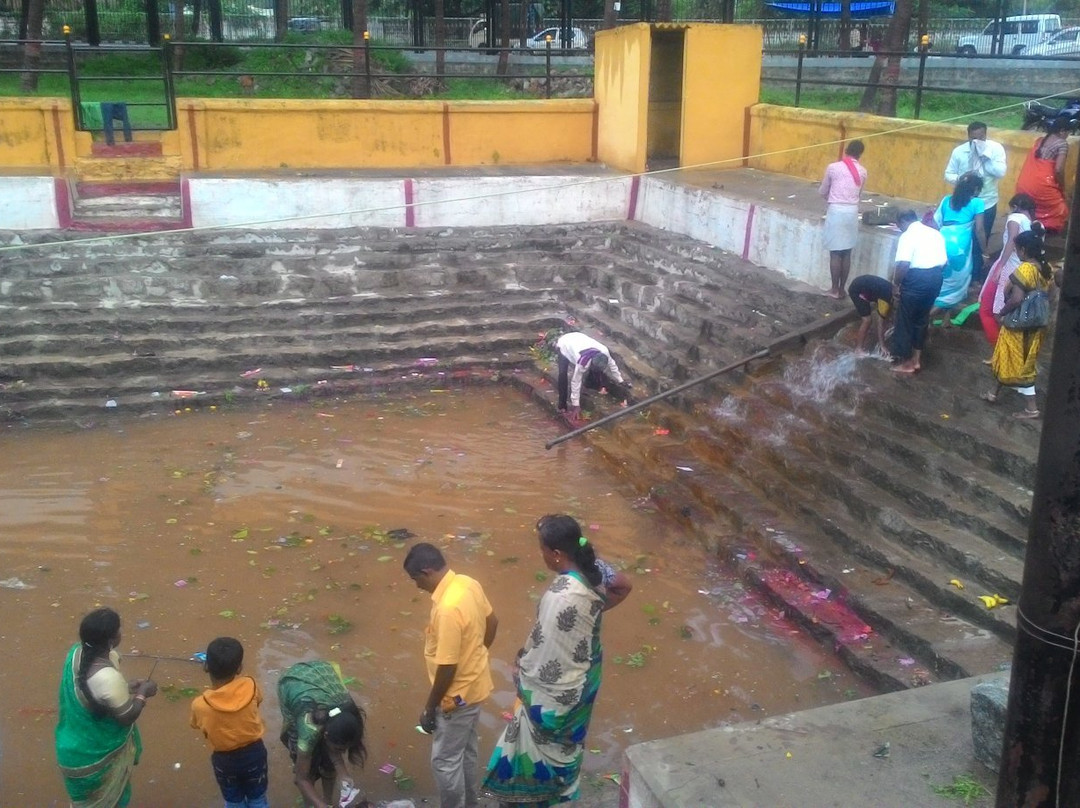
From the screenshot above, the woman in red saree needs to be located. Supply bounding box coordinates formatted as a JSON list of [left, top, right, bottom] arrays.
[[1015, 121, 1069, 234]]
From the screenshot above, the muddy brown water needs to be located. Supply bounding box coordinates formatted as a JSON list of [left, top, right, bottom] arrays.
[[0, 386, 873, 806]]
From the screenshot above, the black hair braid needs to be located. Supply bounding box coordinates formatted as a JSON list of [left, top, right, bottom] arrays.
[[75, 607, 121, 717], [1016, 230, 1053, 281], [573, 542, 602, 588]]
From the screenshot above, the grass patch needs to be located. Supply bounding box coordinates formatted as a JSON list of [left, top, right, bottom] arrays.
[[930, 773, 991, 805], [760, 86, 1028, 130], [434, 77, 524, 100]]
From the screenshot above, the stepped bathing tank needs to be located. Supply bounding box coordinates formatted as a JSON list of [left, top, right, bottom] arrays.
[[0, 209, 1034, 804]]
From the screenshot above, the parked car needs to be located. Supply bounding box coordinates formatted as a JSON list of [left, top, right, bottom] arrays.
[[525, 26, 589, 51], [1021, 26, 1080, 56], [955, 13, 1061, 55]]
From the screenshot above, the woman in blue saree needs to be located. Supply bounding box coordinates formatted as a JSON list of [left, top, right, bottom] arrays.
[[55, 608, 158, 808], [482, 515, 630, 806], [930, 172, 987, 325]]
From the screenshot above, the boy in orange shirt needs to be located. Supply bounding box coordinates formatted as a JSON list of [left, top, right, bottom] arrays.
[[190, 637, 269, 808]]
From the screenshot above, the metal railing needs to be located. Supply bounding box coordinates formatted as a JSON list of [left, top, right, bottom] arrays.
[[772, 40, 1080, 120], [164, 38, 593, 101]]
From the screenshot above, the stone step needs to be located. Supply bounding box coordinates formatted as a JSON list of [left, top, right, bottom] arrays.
[[747, 377, 1032, 557], [0, 318, 561, 382], [0, 358, 520, 423], [0, 291, 566, 341], [527, 367, 1007, 689], [74, 154, 182, 183], [72, 194, 183, 219]]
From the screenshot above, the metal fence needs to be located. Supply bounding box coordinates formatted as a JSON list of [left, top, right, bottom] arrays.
[[768, 44, 1080, 120]]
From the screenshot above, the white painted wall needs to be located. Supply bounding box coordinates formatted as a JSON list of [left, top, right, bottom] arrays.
[[636, 176, 899, 289], [188, 178, 407, 229], [0, 177, 60, 230], [412, 175, 631, 228]]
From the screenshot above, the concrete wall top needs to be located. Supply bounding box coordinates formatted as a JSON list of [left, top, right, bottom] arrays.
[[748, 103, 1077, 206]]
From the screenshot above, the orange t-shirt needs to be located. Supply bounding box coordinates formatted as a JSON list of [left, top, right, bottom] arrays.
[[190, 675, 266, 752]]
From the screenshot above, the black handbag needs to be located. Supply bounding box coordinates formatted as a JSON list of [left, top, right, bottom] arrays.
[[1002, 283, 1050, 330]]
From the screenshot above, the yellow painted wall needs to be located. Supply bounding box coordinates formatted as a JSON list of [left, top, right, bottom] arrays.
[[0, 97, 595, 174], [0, 98, 72, 170], [681, 25, 762, 170], [748, 104, 1076, 205], [444, 101, 595, 165], [595, 24, 651, 173]]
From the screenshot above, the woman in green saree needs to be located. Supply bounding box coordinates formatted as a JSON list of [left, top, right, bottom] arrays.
[[55, 608, 158, 808]]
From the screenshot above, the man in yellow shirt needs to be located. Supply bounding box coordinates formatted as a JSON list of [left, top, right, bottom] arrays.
[[404, 543, 498, 808]]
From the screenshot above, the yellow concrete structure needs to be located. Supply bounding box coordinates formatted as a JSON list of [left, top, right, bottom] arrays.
[[594, 23, 762, 174], [0, 96, 597, 180], [748, 104, 1072, 205], [594, 25, 651, 174]]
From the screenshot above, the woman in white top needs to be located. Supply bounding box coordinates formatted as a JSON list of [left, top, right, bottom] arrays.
[[978, 193, 1035, 346], [55, 608, 158, 808]]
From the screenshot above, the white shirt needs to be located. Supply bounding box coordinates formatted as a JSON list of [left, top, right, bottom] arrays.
[[894, 222, 947, 270], [944, 139, 1007, 206], [555, 332, 625, 408]]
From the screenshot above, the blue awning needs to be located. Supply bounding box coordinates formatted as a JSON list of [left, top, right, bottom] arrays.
[[765, 1, 895, 16]]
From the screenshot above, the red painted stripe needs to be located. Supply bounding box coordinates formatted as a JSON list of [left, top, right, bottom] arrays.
[[742, 105, 752, 167], [591, 101, 599, 162], [627, 175, 640, 221], [180, 177, 193, 228], [187, 105, 200, 171], [90, 142, 162, 158], [76, 181, 180, 198], [50, 104, 66, 169], [742, 203, 757, 260], [442, 103, 452, 165], [404, 178, 415, 228], [54, 177, 72, 228]]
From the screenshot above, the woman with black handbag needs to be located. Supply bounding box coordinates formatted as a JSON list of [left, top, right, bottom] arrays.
[[980, 230, 1055, 419]]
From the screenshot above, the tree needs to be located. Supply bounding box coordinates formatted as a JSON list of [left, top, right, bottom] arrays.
[[274, 0, 288, 42], [351, 0, 368, 98], [496, 0, 509, 76], [434, 0, 445, 87], [19, 0, 44, 93], [859, 0, 914, 116]]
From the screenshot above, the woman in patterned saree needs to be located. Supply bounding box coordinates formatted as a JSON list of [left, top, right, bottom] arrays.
[[482, 514, 628, 806], [55, 608, 158, 808]]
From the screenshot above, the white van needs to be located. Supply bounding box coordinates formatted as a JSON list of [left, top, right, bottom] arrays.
[[956, 14, 1061, 55]]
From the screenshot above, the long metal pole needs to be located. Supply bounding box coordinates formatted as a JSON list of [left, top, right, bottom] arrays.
[[544, 310, 857, 450], [546, 349, 768, 450], [995, 137, 1080, 806]]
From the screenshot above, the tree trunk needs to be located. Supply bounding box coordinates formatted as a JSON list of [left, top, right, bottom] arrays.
[[173, 0, 186, 70], [859, 0, 913, 115], [351, 0, 368, 98], [656, 0, 672, 22], [839, 0, 851, 51], [192, 0, 202, 36], [496, 0, 509, 76], [274, 0, 288, 42], [19, 0, 43, 93], [435, 0, 445, 88], [603, 0, 616, 30]]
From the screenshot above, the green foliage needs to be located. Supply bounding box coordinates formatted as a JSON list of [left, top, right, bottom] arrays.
[[930, 774, 991, 805], [436, 77, 522, 100], [183, 41, 245, 70]]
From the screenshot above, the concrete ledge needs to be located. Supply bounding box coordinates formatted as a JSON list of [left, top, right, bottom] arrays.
[[4, 168, 900, 292], [623, 674, 1000, 808]]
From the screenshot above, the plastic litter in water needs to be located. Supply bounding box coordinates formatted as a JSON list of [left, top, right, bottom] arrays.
[[240, 368, 262, 378], [379, 763, 397, 775], [0, 577, 33, 590], [105, 399, 118, 408], [416, 358, 439, 366]]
